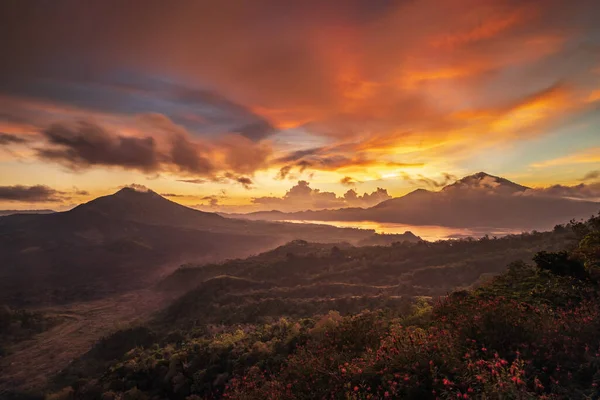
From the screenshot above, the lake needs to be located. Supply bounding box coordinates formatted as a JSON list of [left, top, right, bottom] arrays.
[[279, 219, 524, 242]]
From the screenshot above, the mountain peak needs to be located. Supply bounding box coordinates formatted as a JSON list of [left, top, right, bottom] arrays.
[[442, 172, 529, 194], [405, 188, 433, 196], [471, 171, 494, 179], [114, 185, 157, 197], [70, 185, 224, 226]]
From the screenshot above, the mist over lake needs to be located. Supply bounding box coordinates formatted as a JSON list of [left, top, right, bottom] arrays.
[[280, 219, 526, 241]]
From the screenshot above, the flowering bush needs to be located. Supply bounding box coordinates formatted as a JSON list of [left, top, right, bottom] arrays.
[[224, 224, 600, 399]]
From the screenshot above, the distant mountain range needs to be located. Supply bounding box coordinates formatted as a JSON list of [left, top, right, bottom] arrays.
[[228, 172, 600, 230], [0, 188, 418, 305], [2, 173, 596, 306], [0, 209, 55, 217]]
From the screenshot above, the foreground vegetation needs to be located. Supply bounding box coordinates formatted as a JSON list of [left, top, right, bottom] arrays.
[[7, 216, 600, 399], [0, 306, 57, 357]]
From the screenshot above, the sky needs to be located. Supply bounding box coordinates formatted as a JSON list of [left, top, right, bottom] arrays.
[[0, 0, 599, 212]]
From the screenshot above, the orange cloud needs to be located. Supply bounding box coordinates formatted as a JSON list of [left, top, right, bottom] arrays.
[[431, 6, 533, 49], [488, 85, 570, 134], [532, 148, 600, 168], [250, 106, 320, 130], [0, 0, 598, 189], [587, 90, 600, 103]]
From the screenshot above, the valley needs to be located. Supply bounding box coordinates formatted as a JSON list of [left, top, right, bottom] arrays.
[[1, 174, 599, 399]]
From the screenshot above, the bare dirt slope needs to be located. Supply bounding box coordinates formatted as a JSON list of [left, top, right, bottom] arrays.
[[0, 288, 172, 392]]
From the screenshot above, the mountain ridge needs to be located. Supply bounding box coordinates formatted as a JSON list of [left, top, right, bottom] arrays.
[[441, 172, 529, 193], [0, 188, 414, 305], [0, 209, 55, 217], [229, 172, 599, 229], [68, 186, 227, 229]]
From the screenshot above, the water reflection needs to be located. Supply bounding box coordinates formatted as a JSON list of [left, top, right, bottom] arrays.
[[280, 220, 523, 242]]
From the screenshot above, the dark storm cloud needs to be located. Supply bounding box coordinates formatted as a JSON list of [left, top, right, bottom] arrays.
[[402, 173, 457, 188], [38, 121, 161, 171], [74, 189, 89, 196], [0, 133, 28, 145], [340, 176, 360, 186], [160, 193, 187, 197], [224, 173, 254, 190], [0, 185, 64, 202], [276, 165, 292, 180], [177, 178, 211, 184], [582, 170, 600, 181], [35, 120, 223, 175], [234, 120, 276, 141], [274, 144, 425, 176], [236, 176, 254, 189], [169, 133, 214, 174], [274, 147, 325, 164], [0, 67, 277, 142], [178, 174, 254, 189], [200, 195, 221, 207]]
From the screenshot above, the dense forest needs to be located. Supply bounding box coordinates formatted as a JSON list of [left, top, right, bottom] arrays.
[[160, 225, 575, 298], [1, 215, 594, 399]]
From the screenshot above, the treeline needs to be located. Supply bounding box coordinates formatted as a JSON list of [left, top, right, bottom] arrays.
[[162, 224, 578, 296]]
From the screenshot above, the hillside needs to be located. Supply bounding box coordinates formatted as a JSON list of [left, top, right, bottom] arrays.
[[30, 214, 600, 400], [153, 226, 576, 329], [70, 187, 227, 228], [0, 210, 55, 217], [0, 188, 414, 305], [160, 227, 575, 293], [230, 173, 600, 230]]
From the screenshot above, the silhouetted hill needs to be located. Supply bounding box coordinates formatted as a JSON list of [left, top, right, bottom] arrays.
[[0, 189, 406, 305], [231, 173, 599, 230], [369, 173, 597, 228], [71, 187, 226, 228], [159, 226, 575, 301], [0, 209, 55, 217]]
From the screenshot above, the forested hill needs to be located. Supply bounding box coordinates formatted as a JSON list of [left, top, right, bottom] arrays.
[[26, 215, 600, 400], [159, 225, 576, 298]]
